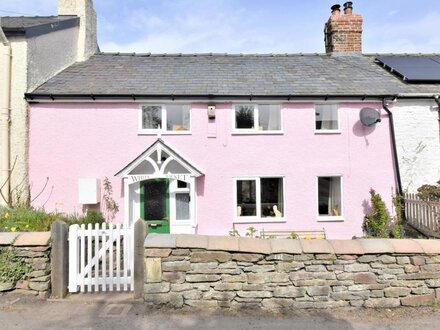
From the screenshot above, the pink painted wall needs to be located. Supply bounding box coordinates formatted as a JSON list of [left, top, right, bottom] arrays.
[[29, 102, 396, 239]]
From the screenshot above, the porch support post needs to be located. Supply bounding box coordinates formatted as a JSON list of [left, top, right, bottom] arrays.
[[124, 178, 129, 227], [190, 176, 197, 230]]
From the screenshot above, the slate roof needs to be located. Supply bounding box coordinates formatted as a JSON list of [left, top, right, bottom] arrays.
[[0, 16, 79, 38], [28, 52, 440, 98]]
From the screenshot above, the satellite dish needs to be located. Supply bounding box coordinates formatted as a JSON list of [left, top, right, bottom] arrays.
[[360, 108, 381, 127]]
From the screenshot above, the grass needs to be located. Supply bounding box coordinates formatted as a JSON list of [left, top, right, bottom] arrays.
[[0, 205, 105, 232]]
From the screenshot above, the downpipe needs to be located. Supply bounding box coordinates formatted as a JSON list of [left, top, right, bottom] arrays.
[[382, 98, 403, 195], [0, 21, 11, 206], [382, 98, 405, 225]]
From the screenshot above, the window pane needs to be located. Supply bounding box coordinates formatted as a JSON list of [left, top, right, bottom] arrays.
[[315, 104, 338, 130], [261, 178, 283, 217], [236, 180, 256, 216], [235, 105, 255, 129], [167, 105, 190, 131], [143, 180, 168, 220], [177, 180, 188, 188], [318, 177, 342, 216], [259, 105, 281, 131], [142, 106, 162, 129], [176, 193, 190, 220]]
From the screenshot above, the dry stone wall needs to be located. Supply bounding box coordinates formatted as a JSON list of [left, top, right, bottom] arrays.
[[144, 235, 440, 309], [0, 232, 51, 298]]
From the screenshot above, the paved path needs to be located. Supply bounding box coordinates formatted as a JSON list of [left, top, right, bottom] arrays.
[[1, 293, 440, 329]]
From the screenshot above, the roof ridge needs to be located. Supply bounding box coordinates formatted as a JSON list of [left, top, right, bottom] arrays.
[[96, 52, 331, 57]]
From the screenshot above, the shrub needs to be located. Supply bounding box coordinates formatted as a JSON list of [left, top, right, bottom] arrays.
[[417, 180, 440, 200], [62, 209, 105, 227], [363, 189, 405, 238], [0, 248, 29, 284], [363, 189, 391, 238], [0, 206, 105, 232]]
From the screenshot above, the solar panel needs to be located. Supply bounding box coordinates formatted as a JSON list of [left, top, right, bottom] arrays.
[[376, 56, 440, 82]]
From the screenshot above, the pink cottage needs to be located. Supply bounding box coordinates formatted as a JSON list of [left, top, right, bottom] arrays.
[[26, 4, 401, 239]]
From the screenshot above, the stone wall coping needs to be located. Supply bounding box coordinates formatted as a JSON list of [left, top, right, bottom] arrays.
[[0, 232, 51, 247], [144, 234, 440, 255], [0, 232, 19, 246]]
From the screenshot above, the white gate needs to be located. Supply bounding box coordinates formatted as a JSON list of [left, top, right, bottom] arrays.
[[68, 223, 134, 293]]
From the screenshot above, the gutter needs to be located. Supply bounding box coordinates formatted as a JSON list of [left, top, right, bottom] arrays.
[[0, 19, 11, 206], [382, 98, 403, 196], [25, 93, 396, 102]]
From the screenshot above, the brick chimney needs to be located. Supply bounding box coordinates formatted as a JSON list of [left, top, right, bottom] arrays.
[[58, 0, 98, 61], [324, 2, 363, 54]]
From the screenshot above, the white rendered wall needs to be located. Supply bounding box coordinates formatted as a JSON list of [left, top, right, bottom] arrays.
[[7, 27, 79, 204], [8, 37, 28, 203], [393, 100, 440, 192]]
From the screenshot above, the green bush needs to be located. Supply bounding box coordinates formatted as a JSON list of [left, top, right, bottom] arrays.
[[0, 206, 105, 232], [363, 189, 405, 238], [417, 180, 440, 200], [363, 189, 391, 238], [0, 248, 29, 283]]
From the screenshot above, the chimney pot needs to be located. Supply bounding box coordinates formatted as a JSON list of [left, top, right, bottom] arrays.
[[324, 1, 362, 54], [343, 2, 353, 14], [331, 4, 341, 16]]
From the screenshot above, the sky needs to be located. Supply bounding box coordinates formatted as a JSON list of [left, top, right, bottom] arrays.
[[0, 0, 439, 54]]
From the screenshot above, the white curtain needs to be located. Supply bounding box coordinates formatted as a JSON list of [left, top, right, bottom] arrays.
[[176, 193, 190, 220], [328, 177, 341, 216], [319, 104, 338, 130], [267, 105, 281, 130]]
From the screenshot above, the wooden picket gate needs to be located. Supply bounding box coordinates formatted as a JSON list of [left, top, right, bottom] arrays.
[[68, 223, 134, 293]]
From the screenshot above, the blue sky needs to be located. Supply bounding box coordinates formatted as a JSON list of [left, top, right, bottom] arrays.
[[1, 0, 439, 53]]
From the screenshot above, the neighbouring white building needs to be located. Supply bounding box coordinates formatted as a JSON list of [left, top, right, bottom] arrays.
[[393, 99, 440, 192], [0, 0, 98, 205]]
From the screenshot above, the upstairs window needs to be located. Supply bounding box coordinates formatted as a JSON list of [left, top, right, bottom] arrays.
[[140, 105, 190, 133], [234, 104, 281, 132], [315, 104, 339, 131]]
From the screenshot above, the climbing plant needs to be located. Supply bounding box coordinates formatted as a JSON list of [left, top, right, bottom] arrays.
[[102, 177, 119, 222]]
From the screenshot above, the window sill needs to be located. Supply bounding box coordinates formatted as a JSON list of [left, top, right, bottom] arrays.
[[233, 218, 286, 224], [317, 216, 344, 222], [138, 131, 192, 135], [314, 130, 341, 135], [232, 131, 283, 135]]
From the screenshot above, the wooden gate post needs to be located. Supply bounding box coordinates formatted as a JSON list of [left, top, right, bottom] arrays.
[[51, 220, 69, 298], [133, 219, 147, 299]]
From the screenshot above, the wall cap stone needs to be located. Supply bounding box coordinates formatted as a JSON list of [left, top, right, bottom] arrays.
[[300, 239, 334, 254], [144, 234, 440, 255], [389, 239, 424, 254], [329, 240, 364, 255], [270, 239, 302, 254], [12, 232, 51, 246], [414, 239, 440, 254], [0, 232, 20, 245], [357, 239, 394, 254], [175, 234, 208, 249], [144, 234, 176, 248]]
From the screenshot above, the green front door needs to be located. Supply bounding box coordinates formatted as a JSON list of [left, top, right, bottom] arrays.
[[140, 179, 170, 233]]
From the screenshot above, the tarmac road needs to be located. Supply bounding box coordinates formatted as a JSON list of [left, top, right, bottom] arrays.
[[1, 293, 440, 330]]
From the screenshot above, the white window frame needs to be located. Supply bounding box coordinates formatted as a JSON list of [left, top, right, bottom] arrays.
[[232, 104, 283, 134], [316, 175, 344, 222], [138, 104, 192, 135], [233, 176, 286, 223], [314, 103, 341, 134]]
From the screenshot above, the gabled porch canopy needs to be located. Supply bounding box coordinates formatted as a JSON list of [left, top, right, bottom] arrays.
[[115, 139, 203, 184]]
